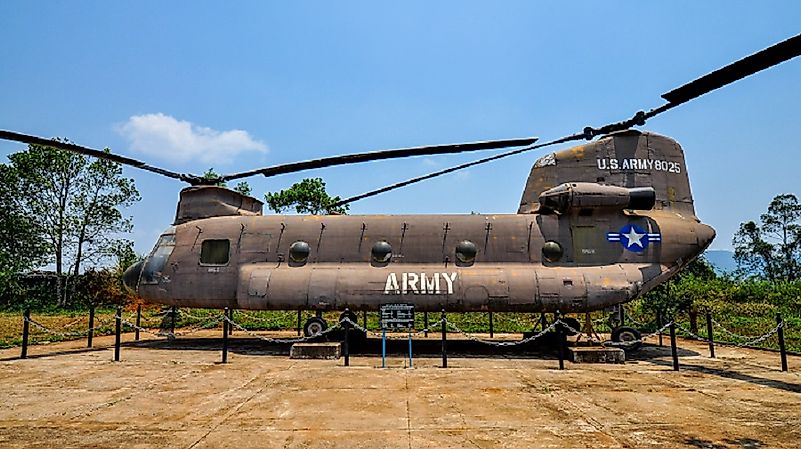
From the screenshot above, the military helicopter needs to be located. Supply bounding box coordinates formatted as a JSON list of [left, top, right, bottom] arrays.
[[2, 33, 798, 343]]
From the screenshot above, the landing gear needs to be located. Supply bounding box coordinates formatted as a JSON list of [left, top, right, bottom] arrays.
[[339, 310, 358, 325], [611, 326, 642, 351], [560, 317, 582, 336], [303, 317, 328, 337]]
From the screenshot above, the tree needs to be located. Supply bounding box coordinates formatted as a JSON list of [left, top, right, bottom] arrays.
[[642, 256, 717, 332], [733, 193, 801, 281], [0, 165, 47, 299], [201, 168, 252, 196], [6, 141, 140, 304], [265, 178, 349, 215]]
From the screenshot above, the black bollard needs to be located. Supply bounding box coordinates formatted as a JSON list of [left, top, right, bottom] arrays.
[[441, 309, 447, 368], [619, 305, 626, 327], [87, 304, 95, 348], [705, 312, 715, 358], [424, 311, 429, 337], [114, 306, 122, 362], [296, 310, 302, 336], [169, 306, 176, 336], [777, 313, 788, 372], [363, 310, 367, 330], [556, 311, 565, 371], [343, 308, 350, 367], [657, 310, 663, 347], [134, 304, 141, 341], [228, 309, 233, 335], [21, 308, 30, 359], [489, 312, 494, 338], [669, 322, 679, 371], [540, 313, 547, 331], [222, 307, 229, 364]]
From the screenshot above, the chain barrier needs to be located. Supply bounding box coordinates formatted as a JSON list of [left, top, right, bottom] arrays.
[[709, 317, 770, 341], [222, 314, 343, 344], [674, 321, 783, 348], [340, 317, 444, 339], [24, 316, 99, 338], [444, 320, 559, 346]]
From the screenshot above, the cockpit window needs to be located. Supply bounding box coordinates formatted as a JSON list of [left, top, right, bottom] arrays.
[[141, 232, 176, 284], [201, 239, 230, 265]]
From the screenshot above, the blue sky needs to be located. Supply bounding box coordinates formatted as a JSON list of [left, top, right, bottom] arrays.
[[1, 1, 800, 255]]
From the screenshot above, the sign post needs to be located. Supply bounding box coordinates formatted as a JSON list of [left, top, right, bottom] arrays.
[[379, 304, 415, 369]]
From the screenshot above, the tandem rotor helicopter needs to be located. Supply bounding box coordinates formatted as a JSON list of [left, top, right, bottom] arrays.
[[2, 34, 799, 344]]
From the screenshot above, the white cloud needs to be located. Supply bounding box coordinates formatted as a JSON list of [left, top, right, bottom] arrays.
[[117, 113, 268, 165]]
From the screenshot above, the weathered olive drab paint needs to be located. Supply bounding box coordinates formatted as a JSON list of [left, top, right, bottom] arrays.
[[125, 130, 715, 314]]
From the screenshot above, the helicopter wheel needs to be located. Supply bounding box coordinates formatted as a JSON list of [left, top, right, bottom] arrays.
[[560, 317, 582, 336], [303, 317, 328, 337], [339, 310, 358, 326], [611, 326, 642, 351]]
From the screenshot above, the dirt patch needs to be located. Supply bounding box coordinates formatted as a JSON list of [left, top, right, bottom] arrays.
[[0, 332, 799, 448]]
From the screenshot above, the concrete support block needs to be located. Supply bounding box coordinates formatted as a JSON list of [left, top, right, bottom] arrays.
[[290, 342, 341, 359], [568, 346, 625, 363]]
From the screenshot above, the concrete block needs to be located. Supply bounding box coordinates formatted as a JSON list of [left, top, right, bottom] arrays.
[[290, 342, 341, 359], [568, 346, 625, 363]]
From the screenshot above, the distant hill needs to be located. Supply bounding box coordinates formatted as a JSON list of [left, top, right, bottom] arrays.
[[704, 250, 737, 274]]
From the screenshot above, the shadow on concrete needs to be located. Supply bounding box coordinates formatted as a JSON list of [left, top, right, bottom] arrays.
[[648, 358, 801, 393]]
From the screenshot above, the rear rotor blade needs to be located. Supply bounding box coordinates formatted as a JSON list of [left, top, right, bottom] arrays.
[[0, 130, 198, 183], [219, 136, 538, 182], [661, 33, 801, 106]]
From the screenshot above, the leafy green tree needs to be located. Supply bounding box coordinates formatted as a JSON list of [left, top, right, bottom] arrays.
[[265, 178, 348, 215], [201, 168, 252, 196], [642, 256, 717, 331], [733, 193, 801, 281], [6, 141, 140, 304], [0, 165, 47, 299]]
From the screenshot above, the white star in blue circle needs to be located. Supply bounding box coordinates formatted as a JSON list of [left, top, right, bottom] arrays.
[[606, 224, 660, 253]]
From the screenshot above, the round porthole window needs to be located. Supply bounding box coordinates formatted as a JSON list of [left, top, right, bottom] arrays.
[[371, 241, 392, 263], [289, 241, 310, 263], [542, 241, 563, 262], [455, 240, 477, 264]]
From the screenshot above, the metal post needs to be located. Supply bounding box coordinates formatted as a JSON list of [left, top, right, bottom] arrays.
[[222, 307, 229, 364], [489, 312, 494, 338], [87, 304, 95, 348], [424, 311, 429, 337], [657, 310, 663, 347], [381, 328, 386, 368], [114, 306, 122, 362], [134, 304, 141, 341], [669, 322, 679, 371], [296, 310, 302, 336], [556, 311, 565, 371], [705, 312, 715, 358], [228, 309, 233, 335], [169, 306, 176, 335], [777, 313, 788, 372], [20, 308, 30, 359], [343, 308, 350, 367], [408, 331, 413, 369], [540, 313, 547, 331], [362, 310, 367, 330], [619, 305, 626, 327], [441, 309, 447, 368]]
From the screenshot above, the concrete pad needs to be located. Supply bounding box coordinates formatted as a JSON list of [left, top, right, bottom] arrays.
[[568, 346, 625, 363], [290, 342, 341, 359]]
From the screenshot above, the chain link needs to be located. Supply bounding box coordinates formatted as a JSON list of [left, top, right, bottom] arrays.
[[674, 321, 783, 348]]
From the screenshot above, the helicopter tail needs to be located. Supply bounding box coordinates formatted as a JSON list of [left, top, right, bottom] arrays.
[[518, 130, 695, 216]]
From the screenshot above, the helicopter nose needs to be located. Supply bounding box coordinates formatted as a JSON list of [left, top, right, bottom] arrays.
[[123, 260, 144, 291], [696, 222, 716, 251]]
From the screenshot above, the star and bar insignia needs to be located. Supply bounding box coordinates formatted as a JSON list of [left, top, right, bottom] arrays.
[[606, 224, 661, 252]]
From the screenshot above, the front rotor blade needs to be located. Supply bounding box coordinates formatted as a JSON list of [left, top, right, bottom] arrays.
[[220, 136, 538, 182], [661, 33, 801, 106], [0, 130, 196, 183]]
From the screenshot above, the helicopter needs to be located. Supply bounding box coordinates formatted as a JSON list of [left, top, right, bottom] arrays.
[[1, 33, 798, 343]]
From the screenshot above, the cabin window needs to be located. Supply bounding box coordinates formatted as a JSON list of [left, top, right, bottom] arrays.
[[371, 241, 392, 264], [542, 241, 563, 262], [289, 240, 311, 264], [200, 239, 230, 265], [455, 240, 477, 265]]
